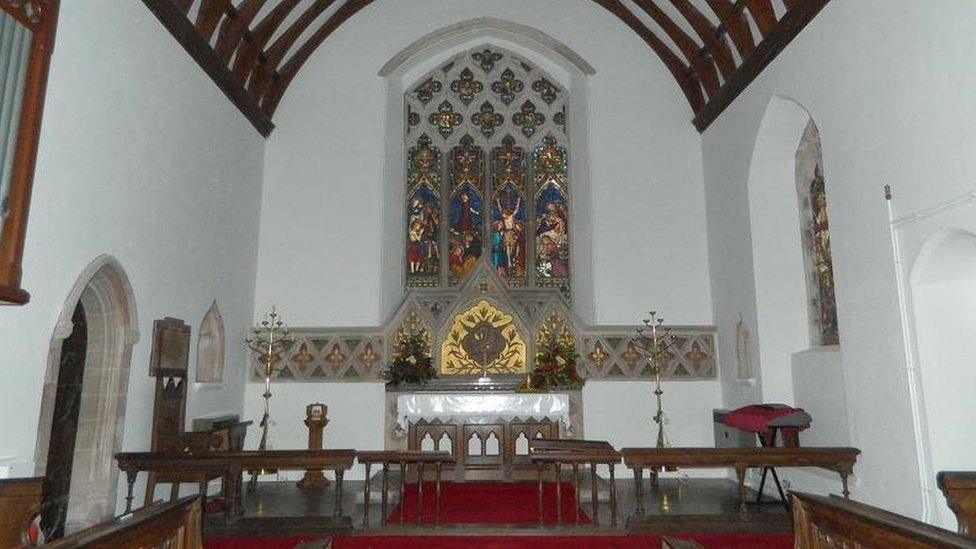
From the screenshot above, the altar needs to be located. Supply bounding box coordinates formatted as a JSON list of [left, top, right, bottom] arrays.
[[386, 384, 583, 481]]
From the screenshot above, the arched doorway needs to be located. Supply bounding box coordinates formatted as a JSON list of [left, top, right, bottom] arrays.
[[910, 230, 976, 529], [33, 255, 138, 537]]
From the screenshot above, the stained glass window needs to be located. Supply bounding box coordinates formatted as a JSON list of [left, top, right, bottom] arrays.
[[809, 166, 839, 345], [405, 46, 570, 299]]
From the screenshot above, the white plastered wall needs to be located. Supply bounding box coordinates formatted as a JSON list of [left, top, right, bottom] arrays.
[[0, 1, 265, 517], [703, 0, 976, 520]]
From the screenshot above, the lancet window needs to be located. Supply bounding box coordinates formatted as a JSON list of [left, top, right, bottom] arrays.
[[796, 120, 839, 346], [405, 46, 571, 299]]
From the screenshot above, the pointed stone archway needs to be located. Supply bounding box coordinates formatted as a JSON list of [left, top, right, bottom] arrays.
[[34, 255, 139, 534]]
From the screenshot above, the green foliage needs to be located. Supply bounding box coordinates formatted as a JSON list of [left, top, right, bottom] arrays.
[[384, 333, 437, 386], [531, 340, 584, 390]]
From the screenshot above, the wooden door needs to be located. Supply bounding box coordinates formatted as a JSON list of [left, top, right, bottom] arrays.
[[40, 302, 87, 539]]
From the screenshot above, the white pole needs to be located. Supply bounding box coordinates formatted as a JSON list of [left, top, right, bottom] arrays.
[[884, 185, 935, 522]]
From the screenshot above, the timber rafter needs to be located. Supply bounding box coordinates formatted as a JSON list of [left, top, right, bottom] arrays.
[[142, 0, 831, 136]]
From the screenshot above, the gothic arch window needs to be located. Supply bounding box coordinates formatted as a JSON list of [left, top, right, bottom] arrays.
[[405, 46, 571, 299], [796, 120, 839, 346], [195, 301, 225, 383]]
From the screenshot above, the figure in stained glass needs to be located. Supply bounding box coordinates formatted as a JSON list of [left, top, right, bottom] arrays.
[[492, 188, 526, 279], [809, 165, 839, 345], [448, 136, 485, 283], [535, 191, 569, 278], [406, 136, 442, 284], [449, 190, 482, 279], [533, 136, 569, 284]]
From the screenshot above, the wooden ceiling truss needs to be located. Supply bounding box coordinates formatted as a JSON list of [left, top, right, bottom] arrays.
[[142, 0, 830, 136]]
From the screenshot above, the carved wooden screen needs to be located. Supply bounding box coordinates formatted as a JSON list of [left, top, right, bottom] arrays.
[[405, 46, 571, 299]]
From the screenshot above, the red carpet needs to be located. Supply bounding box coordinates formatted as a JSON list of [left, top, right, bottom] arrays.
[[332, 534, 795, 549], [204, 536, 328, 548], [388, 481, 591, 525]]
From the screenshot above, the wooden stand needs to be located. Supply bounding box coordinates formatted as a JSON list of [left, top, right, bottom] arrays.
[[297, 403, 329, 490]]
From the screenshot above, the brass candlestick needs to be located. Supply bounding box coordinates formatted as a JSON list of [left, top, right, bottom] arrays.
[[244, 306, 295, 493], [636, 310, 676, 486]]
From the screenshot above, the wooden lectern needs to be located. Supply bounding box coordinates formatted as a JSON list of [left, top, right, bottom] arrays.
[[297, 403, 330, 490]]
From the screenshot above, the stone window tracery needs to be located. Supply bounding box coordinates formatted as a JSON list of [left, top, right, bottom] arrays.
[[405, 46, 570, 299]]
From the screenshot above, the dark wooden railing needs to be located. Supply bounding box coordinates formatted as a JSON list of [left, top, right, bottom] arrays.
[[356, 450, 455, 527], [530, 439, 621, 526]]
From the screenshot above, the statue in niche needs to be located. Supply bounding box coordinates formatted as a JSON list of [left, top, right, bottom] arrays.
[[735, 315, 754, 380]]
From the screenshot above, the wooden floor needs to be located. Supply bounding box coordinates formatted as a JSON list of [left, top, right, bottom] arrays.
[[203, 476, 791, 538]]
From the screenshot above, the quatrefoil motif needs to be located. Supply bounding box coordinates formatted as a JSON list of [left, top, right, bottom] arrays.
[[428, 101, 463, 138], [513, 100, 545, 138]]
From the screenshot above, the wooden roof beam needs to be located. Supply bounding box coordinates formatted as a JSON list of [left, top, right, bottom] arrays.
[[630, 0, 720, 97], [195, 0, 233, 42], [670, 0, 736, 81], [141, 0, 274, 136], [248, 0, 339, 100], [262, 0, 377, 116], [214, 0, 267, 63], [704, 0, 755, 58], [232, 0, 301, 82], [591, 0, 704, 112], [693, 0, 831, 131], [744, 0, 777, 37]]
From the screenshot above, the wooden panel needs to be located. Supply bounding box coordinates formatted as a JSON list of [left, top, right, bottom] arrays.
[[0, 478, 43, 549], [938, 471, 976, 538], [792, 492, 974, 548], [46, 496, 202, 549], [463, 424, 505, 467]]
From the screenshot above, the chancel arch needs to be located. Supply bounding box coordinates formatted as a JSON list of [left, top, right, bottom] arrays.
[[33, 255, 138, 536]]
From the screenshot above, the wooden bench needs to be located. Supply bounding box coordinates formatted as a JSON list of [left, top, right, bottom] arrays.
[[356, 450, 455, 527], [621, 447, 860, 512], [116, 449, 355, 524], [530, 439, 622, 526], [45, 496, 202, 548], [792, 491, 974, 548]]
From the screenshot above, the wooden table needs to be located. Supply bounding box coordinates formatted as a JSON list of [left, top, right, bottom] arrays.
[[356, 450, 455, 527], [116, 450, 356, 524], [530, 439, 622, 526], [621, 447, 860, 512]]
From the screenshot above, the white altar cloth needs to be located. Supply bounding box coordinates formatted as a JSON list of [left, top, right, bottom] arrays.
[[395, 393, 570, 430]]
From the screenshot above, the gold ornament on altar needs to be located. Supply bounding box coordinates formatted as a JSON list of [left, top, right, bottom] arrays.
[[441, 299, 526, 375]]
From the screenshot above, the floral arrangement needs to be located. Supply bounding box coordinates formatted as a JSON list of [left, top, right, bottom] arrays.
[[528, 340, 584, 390], [384, 332, 437, 386]]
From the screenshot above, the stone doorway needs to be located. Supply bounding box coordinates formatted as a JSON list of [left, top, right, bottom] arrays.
[[34, 255, 138, 536], [39, 301, 87, 538]]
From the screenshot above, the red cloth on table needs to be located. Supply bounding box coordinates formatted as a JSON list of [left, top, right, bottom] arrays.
[[723, 404, 809, 434]]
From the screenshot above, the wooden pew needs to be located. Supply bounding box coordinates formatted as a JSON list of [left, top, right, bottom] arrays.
[[938, 472, 976, 538], [792, 491, 975, 548], [0, 477, 43, 548], [356, 450, 455, 527], [116, 449, 356, 525], [530, 439, 622, 526], [45, 496, 202, 548], [621, 447, 860, 511]]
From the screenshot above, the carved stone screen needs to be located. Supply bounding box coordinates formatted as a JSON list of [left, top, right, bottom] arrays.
[[405, 46, 570, 299]]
